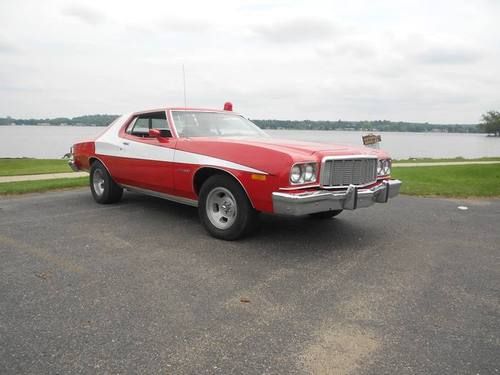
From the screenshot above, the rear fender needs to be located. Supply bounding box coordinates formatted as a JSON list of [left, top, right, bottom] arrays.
[[73, 141, 95, 171]]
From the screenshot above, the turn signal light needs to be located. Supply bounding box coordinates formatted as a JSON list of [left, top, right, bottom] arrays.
[[251, 174, 266, 181]]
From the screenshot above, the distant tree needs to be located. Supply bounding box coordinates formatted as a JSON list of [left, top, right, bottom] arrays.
[[479, 111, 500, 136]]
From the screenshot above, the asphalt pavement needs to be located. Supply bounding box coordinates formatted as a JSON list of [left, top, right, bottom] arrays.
[[0, 189, 499, 374]]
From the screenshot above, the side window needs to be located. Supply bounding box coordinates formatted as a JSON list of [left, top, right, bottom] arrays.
[[126, 112, 172, 138], [131, 118, 149, 135], [151, 118, 169, 131]]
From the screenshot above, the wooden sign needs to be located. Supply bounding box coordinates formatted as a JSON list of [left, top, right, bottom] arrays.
[[362, 134, 382, 146]]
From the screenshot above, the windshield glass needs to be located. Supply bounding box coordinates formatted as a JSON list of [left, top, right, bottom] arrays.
[[172, 111, 269, 138]]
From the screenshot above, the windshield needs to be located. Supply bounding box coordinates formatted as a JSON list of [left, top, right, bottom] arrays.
[[172, 111, 269, 138]]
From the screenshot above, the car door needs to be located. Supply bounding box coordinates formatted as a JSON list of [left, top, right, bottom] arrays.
[[117, 111, 177, 194]]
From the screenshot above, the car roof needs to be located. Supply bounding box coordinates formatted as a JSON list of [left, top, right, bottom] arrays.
[[133, 107, 238, 115]]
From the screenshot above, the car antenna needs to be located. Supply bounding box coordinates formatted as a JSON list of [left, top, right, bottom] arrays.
[[182, 63, 187, 108]]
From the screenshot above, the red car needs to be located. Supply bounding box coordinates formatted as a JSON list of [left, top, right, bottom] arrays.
[[69, 104, 401, 240]]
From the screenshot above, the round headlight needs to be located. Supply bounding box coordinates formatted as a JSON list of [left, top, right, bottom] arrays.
[[304, 164, 314, 181], [290, 165, 302, 183], [383, 160, 391, 175], [377, 160, 384, 175]]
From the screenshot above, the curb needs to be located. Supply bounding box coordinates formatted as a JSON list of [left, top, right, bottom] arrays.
[[0, 172, 88, 183]]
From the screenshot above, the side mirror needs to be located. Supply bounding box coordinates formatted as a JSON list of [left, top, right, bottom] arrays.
[[149, 129, 162, 138]]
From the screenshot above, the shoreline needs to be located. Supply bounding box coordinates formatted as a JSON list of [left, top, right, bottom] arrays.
[[1, 123, 490, 135]]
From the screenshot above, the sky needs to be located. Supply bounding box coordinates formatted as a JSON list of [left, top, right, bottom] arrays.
[[0, 0, 499, 123]]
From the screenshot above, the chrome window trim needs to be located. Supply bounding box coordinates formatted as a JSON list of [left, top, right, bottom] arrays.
[[126, 110, 174, 138], [125, 117, 139, 134]]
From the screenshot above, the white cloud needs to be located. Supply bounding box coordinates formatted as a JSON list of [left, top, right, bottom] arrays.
[[159, 17, 214, 34], [414, 46, 481, 65], [0, 0, 498, 123], [0, 40, 17, 54], [251, 17, 336, 43], [61, 4, 107, 25]]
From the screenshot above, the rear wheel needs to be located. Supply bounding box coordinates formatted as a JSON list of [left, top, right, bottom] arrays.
[[90, 161, 123, 204], [309, 210, 343, 219], [199, 174, 258, 240]]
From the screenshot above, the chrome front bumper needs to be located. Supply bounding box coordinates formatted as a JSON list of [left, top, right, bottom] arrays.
[[272, 179, 402, 216]]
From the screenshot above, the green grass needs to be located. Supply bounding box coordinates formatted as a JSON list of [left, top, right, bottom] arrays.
[[2, 157, 498, 176], [1, 159, 499, 198], [0, 158, 71, 176], [393, 157, 500, 164], [392, 164, 500, 197], [0, 177, 88, 195]]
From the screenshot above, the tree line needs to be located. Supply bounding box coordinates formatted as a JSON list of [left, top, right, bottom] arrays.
[[0, 114, 118, 127], [1, 112, 499, 135], [479, 111, 500, 136], [251, 119, 479, 133]]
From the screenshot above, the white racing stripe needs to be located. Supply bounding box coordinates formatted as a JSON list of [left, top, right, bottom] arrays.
[[174, 149, 266, 174], [94, 113, 267, 175]]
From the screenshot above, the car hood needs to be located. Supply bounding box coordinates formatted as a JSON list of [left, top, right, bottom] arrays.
[[220, 137, 384, 157], [176, 136, 389, 175]]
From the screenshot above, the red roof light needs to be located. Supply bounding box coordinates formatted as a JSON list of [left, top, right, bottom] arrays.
[[223, 102, 233, 111]]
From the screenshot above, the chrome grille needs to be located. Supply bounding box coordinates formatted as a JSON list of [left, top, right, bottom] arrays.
[[320, 157, 377, 187]]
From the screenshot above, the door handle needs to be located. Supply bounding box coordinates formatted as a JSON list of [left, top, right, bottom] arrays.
[[122, 142, 129, 146]]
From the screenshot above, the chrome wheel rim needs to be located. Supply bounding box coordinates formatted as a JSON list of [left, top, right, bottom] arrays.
[[206, 187, 238, 230], [92, 169, 105, 197]]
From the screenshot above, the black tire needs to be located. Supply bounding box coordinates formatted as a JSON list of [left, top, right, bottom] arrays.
[[198, 174, 258, 240], [89, 160, 123, 204], [309, 209, 343, 219]]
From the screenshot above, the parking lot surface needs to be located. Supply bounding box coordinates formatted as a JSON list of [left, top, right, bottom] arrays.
[[1, 190, 499, 374]]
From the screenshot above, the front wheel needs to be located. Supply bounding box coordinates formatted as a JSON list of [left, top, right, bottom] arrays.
[[90, 161, 123, 204], [198, 174, 258, 240]]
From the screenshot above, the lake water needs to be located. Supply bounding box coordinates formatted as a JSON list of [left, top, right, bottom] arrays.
[[0, 125, 499, 159]]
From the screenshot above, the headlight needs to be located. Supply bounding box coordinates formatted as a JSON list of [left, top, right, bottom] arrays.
[[289, 163, 317, 185], [377, 159, 391, 176], [304, 164, 314, 181], [290, 165, 302, 183]]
